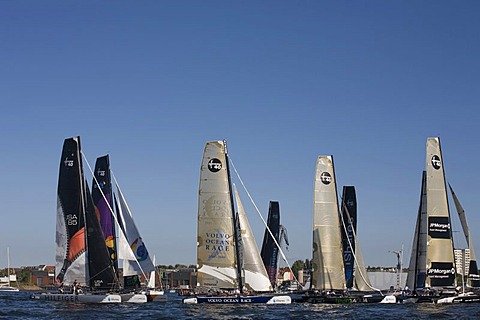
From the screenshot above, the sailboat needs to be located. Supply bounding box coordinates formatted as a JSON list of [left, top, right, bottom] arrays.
[[91, 155, 148, 303], [406, 137, 461, 303], [182, 140, 291, 304], [0, 247, 19, 292], [31, 137, 121, 303], [308, 156, 388, 303]]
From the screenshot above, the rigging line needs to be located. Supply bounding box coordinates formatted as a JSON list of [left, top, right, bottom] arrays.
[[339, 200, 382, 294], [82, 152, 149, 283], [229, 156, 300, 286]]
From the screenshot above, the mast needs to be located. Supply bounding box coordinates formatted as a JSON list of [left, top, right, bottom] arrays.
[[224, 140, 244, 294], [7, 247, 10, 287]]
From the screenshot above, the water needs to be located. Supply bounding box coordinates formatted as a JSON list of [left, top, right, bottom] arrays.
[[2, 292, 480, 319]]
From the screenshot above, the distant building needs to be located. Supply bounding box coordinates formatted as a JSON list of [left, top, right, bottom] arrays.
[[367, 271, 407, 290], [454, 249, 470, 276], [163, 268, 196, 289], [30, 265, 55, 288]]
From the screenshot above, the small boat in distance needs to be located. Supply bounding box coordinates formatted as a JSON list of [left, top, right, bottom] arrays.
[[183, 140, 291, 304], [0, 247, 19, 292]]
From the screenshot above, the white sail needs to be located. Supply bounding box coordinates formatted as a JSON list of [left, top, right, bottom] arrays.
[[234, 185, 272, 292], [312, 155, 345, 290], [353, 236, 372, 292], [115, 200, 140, 277], [115, 182, 155, 276], [406, 171, 428, 290], [197, 141, 237, 289], [148, 256, 156, 289], [425, 137, 456, 288]]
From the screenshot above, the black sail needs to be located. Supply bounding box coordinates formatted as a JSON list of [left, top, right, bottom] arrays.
[[260, 201, 281, 288], [55, 137, 87, 285], [85, 182, 118, 291], [341, 186, 357, 289]]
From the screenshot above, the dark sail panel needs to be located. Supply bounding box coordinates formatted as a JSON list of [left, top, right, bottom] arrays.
[[85, 182, 118, 291], [341, 186, 357, 289], [56, 137, 87, 284], [468, 260, 480, 287], [92, 155, 118, 276], [260, 201, 280, 288]]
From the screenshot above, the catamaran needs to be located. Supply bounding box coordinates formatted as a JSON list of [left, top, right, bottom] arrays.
[[405, 137, 480, 304], [183, 140, 291, 304], [31, 137, 121, 303], [307, 155, 392, 303]]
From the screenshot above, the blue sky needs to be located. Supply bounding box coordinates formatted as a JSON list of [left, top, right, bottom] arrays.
[[1, 1, 479, 269]]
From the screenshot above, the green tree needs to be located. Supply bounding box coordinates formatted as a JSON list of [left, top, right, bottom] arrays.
[[291, 260, 304, 279]]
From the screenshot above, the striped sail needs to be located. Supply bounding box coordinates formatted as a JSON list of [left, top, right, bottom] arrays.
[[312, 155, 345, 290], [197, 141, 237, 289], [425, 137, 456, 288], [55, 137, 87, 286], [234, 185, 272, 292]]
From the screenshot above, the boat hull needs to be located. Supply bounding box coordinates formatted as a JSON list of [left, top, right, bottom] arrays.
[[30, 293, 121, 303], [120, 293, 147, 303], [0, 286, 20, 292], [183, 295, 291, 304], [146, 292, 167, 302]]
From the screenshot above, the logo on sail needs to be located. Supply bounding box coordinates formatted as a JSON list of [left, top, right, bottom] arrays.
[[208, 159, 222, 173], [431, 155, 441, 170], [320, 172, 332, 185], [131, 238, 149, 262], [64, 157, 74, 167]]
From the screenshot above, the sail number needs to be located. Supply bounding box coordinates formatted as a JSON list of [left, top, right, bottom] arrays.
[[66, 214, 78, 226]]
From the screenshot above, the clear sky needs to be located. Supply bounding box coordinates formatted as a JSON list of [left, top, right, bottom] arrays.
[[1, 1, 479, 269]]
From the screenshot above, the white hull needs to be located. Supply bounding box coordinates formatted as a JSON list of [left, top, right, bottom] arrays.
[[31, 293, 121, 303], [0, 286, 20, 292], [120, 293, 147, 303]]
